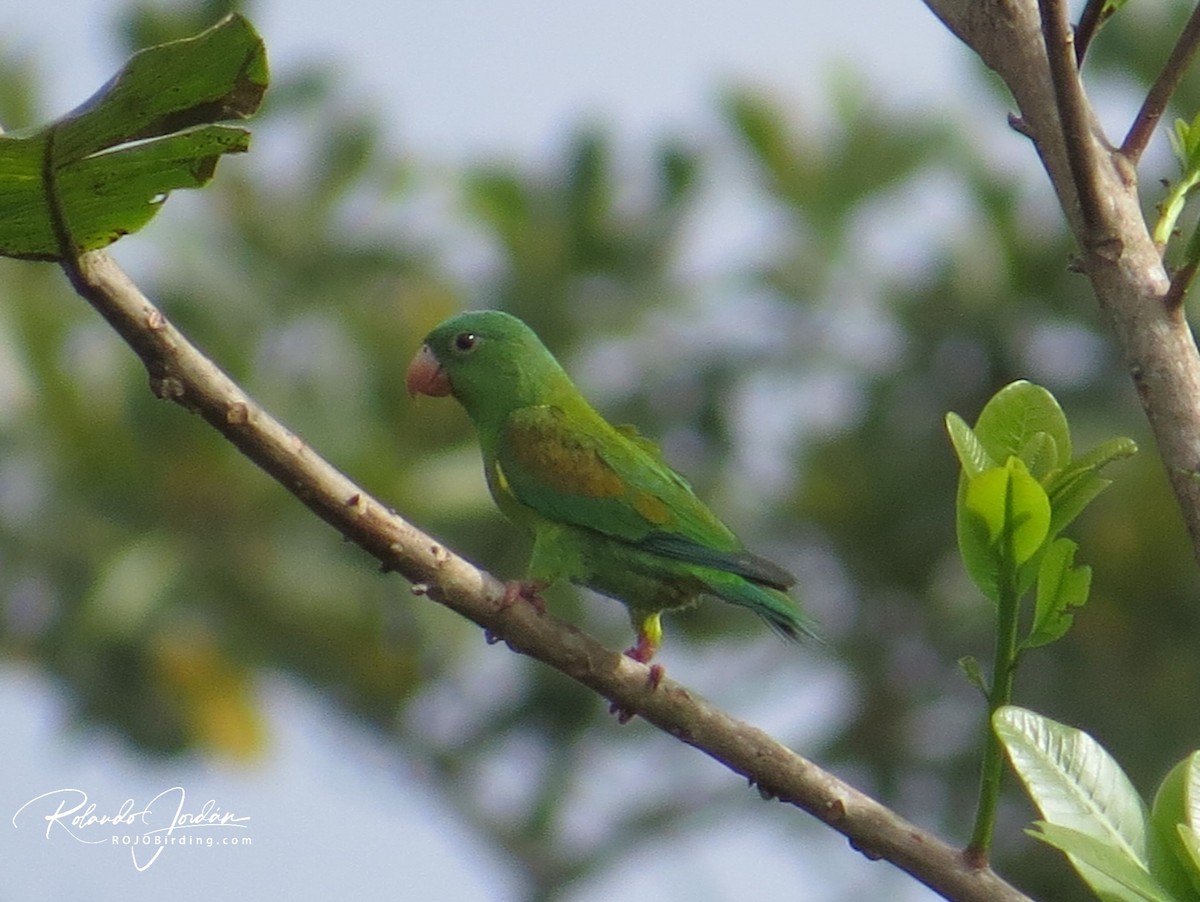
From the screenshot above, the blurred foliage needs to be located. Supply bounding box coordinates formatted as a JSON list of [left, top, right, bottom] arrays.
[[3, 1, 1200, 901]]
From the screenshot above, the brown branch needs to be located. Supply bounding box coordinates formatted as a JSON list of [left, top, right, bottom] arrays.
[[1038, 0, 1110, 243], [1121, 1, 1200, 163], [56, 249, 1032, 902], [1073, 0, 1109, 66], [1166, 258, 1199, 310]]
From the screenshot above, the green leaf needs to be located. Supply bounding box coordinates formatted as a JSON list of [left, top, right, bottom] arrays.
[[995, 706, 1158, 902], [1151, 753, 1200, 898], [1050, 470, 1114, 536], [946, 412, 995, 480], [1087, 436, 1138, 468], [957, 457, 1051, 603], [1178, 827, 1200, 891], [1027, 823, 1176, 902], [1045, 436, 1137, 536], [1019, 430, 1060, 481], [973, 380, 1072, 469], [958, 654, 988, 696], [967, 458, 1051, 563], [1156, 113, 1200, 248], [957, 494, 1001, 604], [0, 13, 267, 260], [1171, 112, 1200, 173], [1024, 538, 1092, 649]]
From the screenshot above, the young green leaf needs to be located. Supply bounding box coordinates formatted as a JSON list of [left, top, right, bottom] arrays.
[[973, 380, 1072, 467], [1068, 436, 1141, 476], [957, 457, 1052, 604], [945, 412, 995, 480], [958, 654, 988, 696], [995, 706, 1157, 902], [1045, 436, 1138, 535], [1052, 471, 1113, 538], [956, 457, 1052, 604], [0, 13, 267, 261], [1018, 430, 1060, 481], [956, 489, 1002, 604], [1024, 538, 1091, 649], [1151, 753, 1200, 898], [1178, 827, 1200, 891], [1155, 113, 1200, 249], [966, 457, 1051, 566], [1027, 822, 1177, 902]]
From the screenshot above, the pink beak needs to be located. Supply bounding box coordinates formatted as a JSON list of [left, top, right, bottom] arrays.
[[405, 344, 452, 397]]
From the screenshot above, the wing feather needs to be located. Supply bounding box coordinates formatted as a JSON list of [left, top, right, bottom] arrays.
[[496, 405, 795, 586]]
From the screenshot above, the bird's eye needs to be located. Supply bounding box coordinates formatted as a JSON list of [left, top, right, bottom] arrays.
[[453, 331, 478, 353]]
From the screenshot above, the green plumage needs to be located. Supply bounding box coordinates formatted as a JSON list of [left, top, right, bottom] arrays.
[[407, 309, 816, 661]]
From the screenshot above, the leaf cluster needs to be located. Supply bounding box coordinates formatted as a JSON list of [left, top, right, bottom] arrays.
[[947, 380, 1135, 651]]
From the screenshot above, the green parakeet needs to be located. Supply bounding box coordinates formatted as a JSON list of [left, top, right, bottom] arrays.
[[406, 310, 816, 666]]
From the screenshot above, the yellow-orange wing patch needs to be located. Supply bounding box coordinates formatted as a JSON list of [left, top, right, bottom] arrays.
[[506, 407, 625, 499], [499, 405, 708, 544], [632, 490, 671, 526]]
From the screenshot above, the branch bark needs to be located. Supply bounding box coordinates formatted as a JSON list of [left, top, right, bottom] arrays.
[[58, 248, 1032, 902], [924, 0, 1200, 565]]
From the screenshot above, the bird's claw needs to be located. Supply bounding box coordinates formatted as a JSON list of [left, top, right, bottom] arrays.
[[623, 635, 657, 665], [609, 700, 635, 724], [608, 655, 666, 723], [646, 663, 665, 690]]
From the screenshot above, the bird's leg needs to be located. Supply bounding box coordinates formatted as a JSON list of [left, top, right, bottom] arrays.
[[609, 614, 668, 723], [624, 613, 666, 688], [625, 632, 658, 663], [498, 579, 548, 615]]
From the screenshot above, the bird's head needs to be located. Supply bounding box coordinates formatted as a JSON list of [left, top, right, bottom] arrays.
[[406, 310, 569, 424]]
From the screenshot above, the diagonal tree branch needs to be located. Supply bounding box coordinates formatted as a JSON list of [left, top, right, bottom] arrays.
[[56, 248, 1032, 902]]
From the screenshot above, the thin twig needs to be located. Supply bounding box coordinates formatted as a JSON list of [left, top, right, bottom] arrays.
[[966, 521, 1023, 864], [1073, 0, 1110, 67], [1122, 1, 1200, 163], [54, 249, 1033, 902], [1166, 259, 1198, 309], [1039, 0, 1112, 244]]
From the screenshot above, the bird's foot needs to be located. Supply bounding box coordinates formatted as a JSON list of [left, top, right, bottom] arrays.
[[624, 633, 659, 663], [646, 662, 665, 690], [622, 645, 666, 689], [609, 700, 635, 725], [498, 579, 547, 615], [607, 645, 666, 723]]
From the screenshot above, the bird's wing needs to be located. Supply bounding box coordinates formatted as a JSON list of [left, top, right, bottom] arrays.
[[494, 405, 794, 589]]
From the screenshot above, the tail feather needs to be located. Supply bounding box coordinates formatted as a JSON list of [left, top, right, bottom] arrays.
[[703, 573, 819, 643]]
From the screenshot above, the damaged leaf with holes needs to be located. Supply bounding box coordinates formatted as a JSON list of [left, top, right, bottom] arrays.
[[0, 13, 267, 261]]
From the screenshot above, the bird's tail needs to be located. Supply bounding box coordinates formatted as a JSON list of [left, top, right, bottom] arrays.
[[702, 572, 820, 643]]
